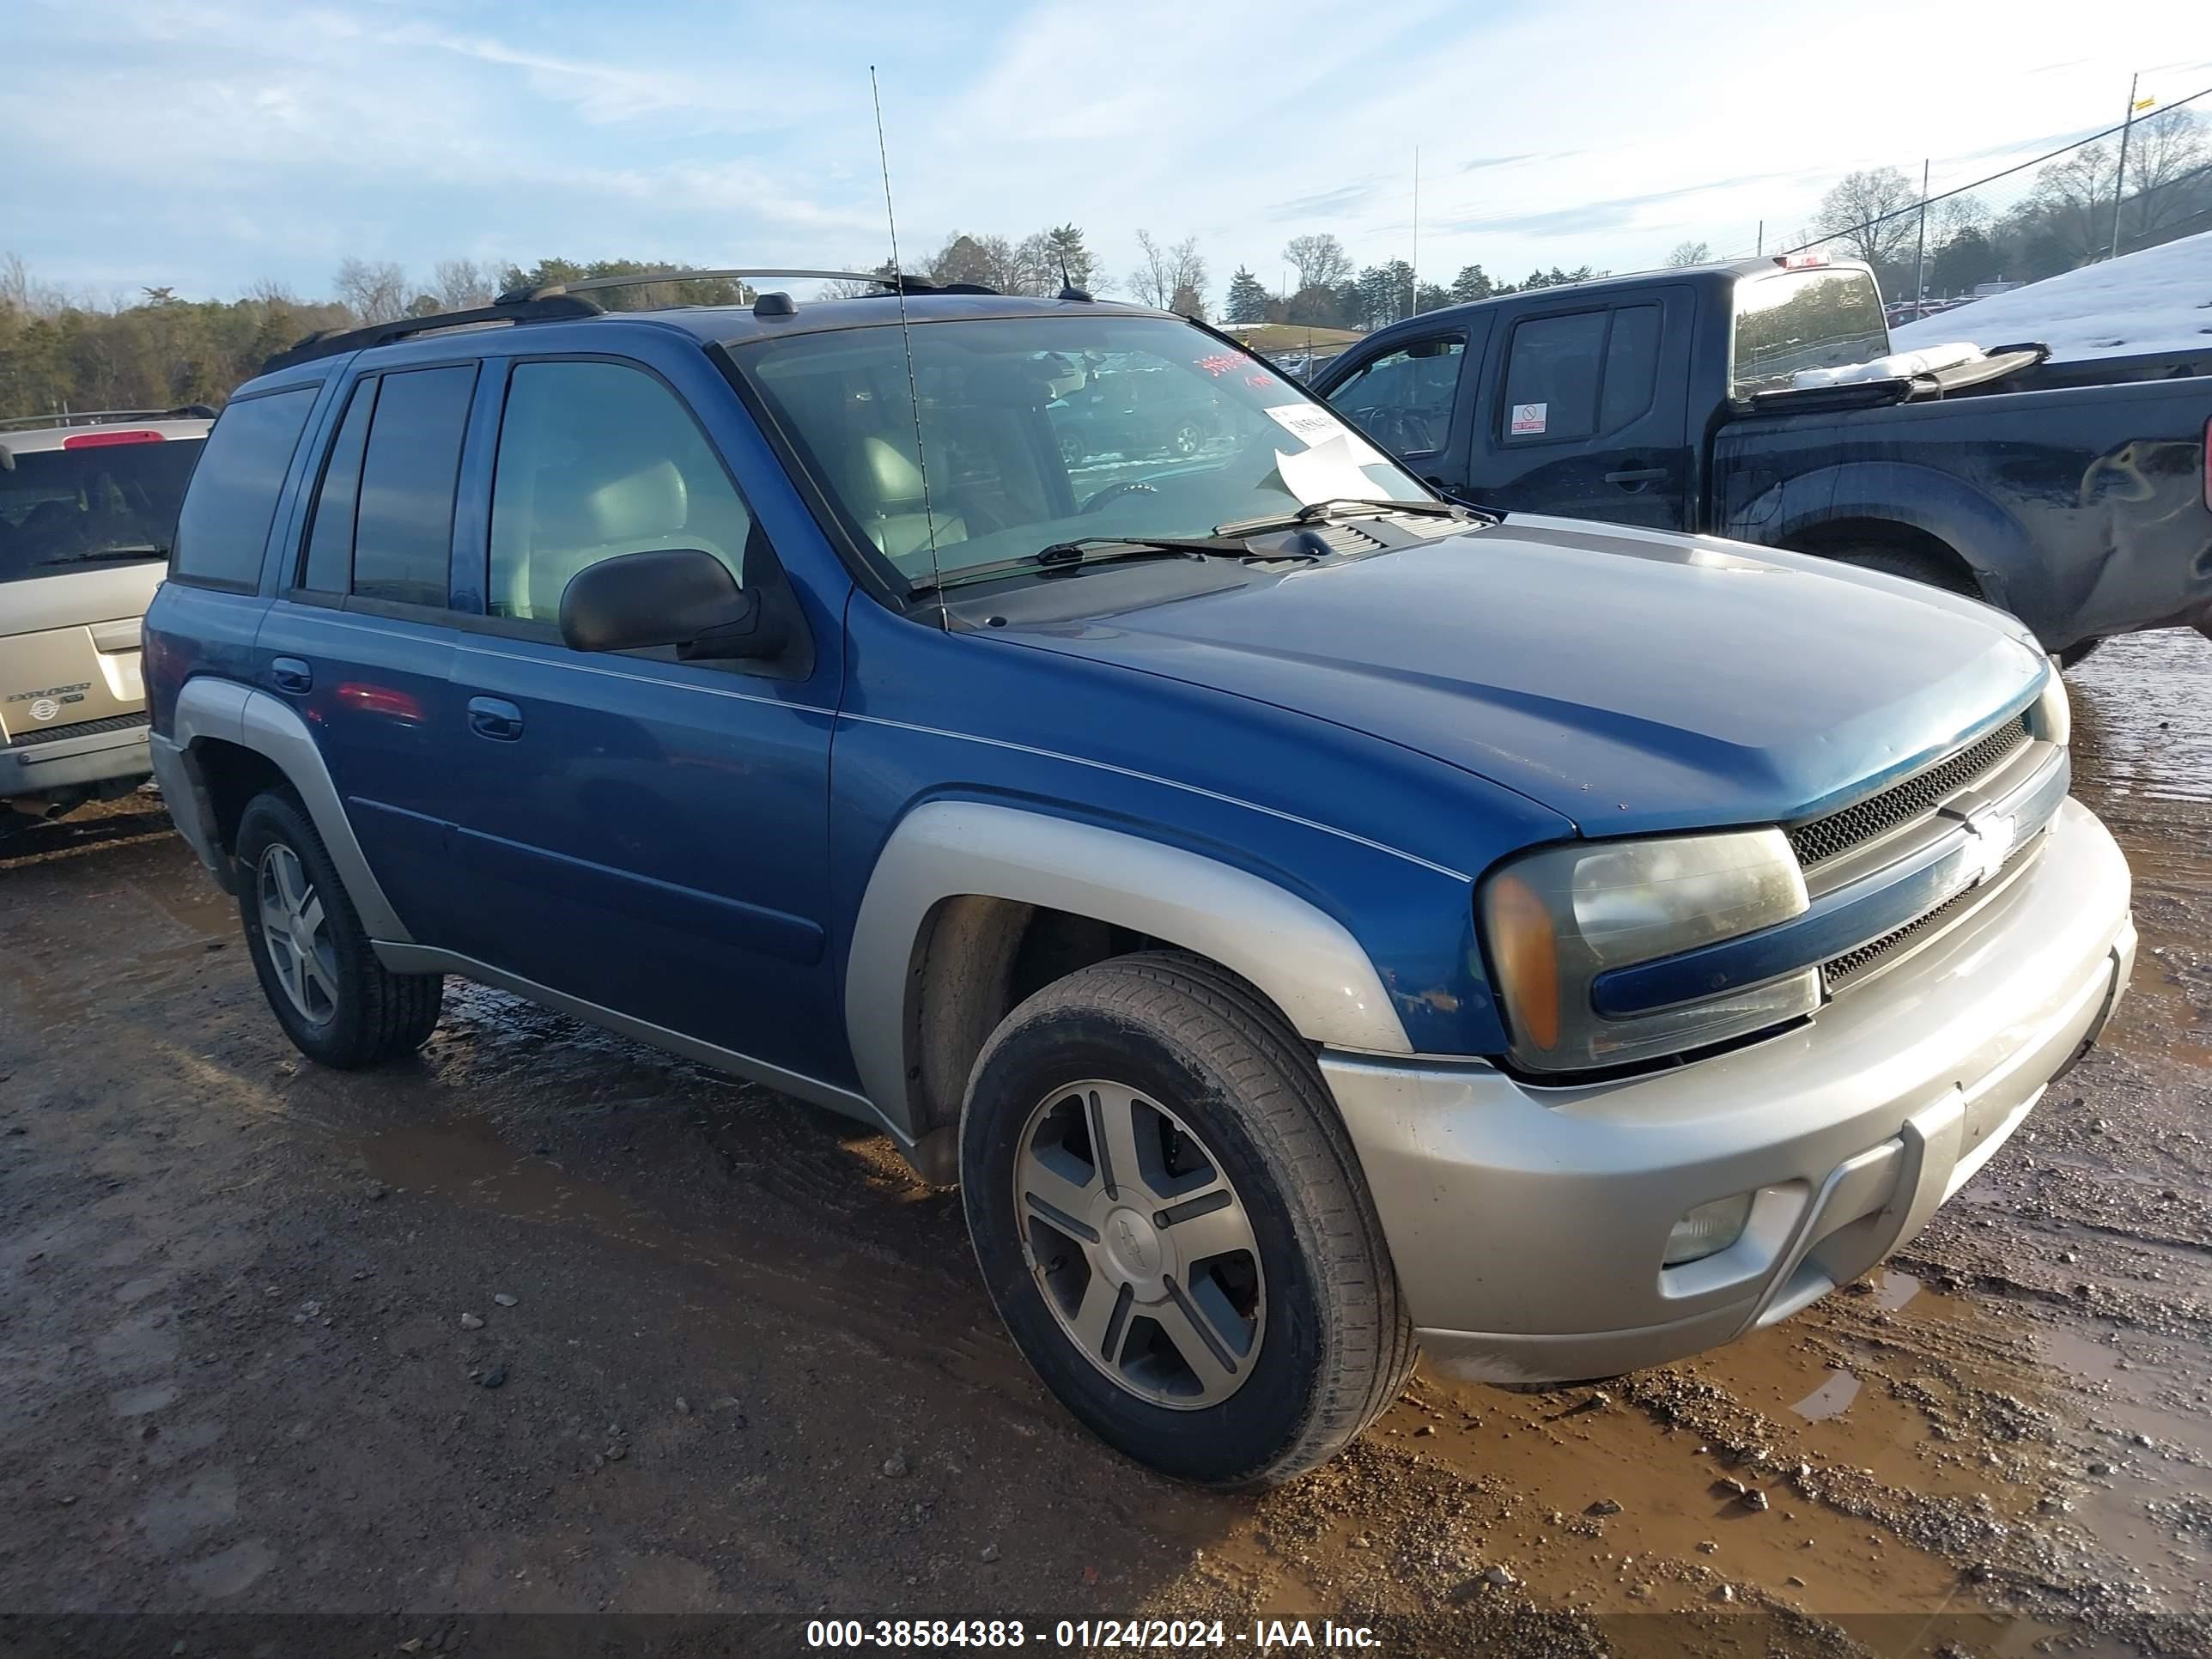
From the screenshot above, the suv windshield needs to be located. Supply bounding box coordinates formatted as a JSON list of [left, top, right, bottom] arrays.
[[0, 437, 203, 585], [1730, 267, 1891, 395], [737, 313, 1431, 586]]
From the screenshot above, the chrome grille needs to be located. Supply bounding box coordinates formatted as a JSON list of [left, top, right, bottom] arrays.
[[1789, 714, 2031, 868], [3, 710, 149, 749]]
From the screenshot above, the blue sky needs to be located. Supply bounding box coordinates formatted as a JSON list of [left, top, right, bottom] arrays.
[[5, 0, 2209, 307]]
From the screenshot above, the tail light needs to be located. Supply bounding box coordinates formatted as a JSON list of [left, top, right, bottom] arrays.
[[64, 430, 165, 448]]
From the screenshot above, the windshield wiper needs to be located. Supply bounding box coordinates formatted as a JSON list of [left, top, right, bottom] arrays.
[[917, 534, 1317, 595], [1213, 497, 1482, 537]]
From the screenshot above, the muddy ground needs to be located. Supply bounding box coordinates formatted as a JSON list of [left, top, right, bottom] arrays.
[[2, 631, 2208, 1658]]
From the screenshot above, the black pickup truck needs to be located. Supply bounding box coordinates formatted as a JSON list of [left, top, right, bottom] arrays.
[[1311, 257, 2212, 659]]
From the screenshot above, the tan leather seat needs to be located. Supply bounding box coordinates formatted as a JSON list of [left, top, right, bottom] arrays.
[[843, 434, 964, 563], [500, 457, 736, 621]]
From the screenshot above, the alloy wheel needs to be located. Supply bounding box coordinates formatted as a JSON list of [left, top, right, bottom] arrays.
[[256, 843, 338, 1025], [1014, 1079, 1265, 1408]]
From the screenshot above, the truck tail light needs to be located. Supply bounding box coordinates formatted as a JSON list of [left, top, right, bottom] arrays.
[[1776, 252, 1828, 270], [63, 429, 165, 447]]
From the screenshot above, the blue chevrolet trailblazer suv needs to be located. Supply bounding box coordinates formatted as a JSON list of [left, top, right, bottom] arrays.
[[145, 269, 2136, 1486]]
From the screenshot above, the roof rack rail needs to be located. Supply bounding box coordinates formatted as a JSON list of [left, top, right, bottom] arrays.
[[0, 404, 218, 433], [498, 266, 998, 304], [258, 295, 607, 376]]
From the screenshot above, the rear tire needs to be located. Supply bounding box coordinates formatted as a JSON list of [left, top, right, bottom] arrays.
[[960, 951, 1414, 1486], [234, 790, 443, 1069]]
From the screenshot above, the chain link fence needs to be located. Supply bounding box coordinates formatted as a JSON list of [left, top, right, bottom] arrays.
[[1680, 85, 2212, 311]]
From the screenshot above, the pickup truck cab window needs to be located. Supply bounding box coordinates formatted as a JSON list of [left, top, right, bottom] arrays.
[[1501, 311, 1607, 444], [487, 360, 757, 623], [737, 313, 1430, 592], [1730, 265, 1889, 394], [1329, 331, 1466, 458]]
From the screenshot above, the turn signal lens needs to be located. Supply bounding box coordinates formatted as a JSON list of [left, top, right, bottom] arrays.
[[1486, 872, 1559, 1053]]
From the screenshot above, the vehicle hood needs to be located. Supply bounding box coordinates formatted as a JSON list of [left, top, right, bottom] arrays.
[[1000, 515, 2049, 836]]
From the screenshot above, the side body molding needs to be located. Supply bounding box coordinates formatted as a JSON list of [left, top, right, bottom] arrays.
[[845, 799, 1413, 1140], [166, 675, 414, 944]]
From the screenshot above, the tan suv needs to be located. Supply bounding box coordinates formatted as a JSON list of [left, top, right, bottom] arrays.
[[1, 408, 209, 834]]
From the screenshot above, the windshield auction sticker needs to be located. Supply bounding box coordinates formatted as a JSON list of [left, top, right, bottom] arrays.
[[1510, 401, 1547, 435], [1261, 403, 1389, 466]]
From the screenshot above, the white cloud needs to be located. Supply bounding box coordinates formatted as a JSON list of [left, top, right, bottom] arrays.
[[3, 0, 2205, 306]]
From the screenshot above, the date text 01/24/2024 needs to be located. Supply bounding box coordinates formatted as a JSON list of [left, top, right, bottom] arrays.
[[805, 1620, 1382, 1650]]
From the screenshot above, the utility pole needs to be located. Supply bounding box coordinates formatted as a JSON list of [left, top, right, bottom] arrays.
[[1410, 146, 1420, 319], [1911, 158, 1930, 305], [2110, 71, 2142, 259], [1756, 221, 1763, 256]]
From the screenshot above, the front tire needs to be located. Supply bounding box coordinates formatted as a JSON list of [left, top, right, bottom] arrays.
[[961, 951, 1413, 1486], [234, 790, 443, 1069]]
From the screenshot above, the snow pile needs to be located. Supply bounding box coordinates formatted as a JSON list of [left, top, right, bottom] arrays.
[[1792, 342, 1983, 387], [1891, 229, 2212, 362]]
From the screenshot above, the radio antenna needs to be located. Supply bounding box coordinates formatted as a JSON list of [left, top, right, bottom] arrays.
[[870, 65, 945, 625]]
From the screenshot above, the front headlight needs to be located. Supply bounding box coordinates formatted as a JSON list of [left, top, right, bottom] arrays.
[[1479, 829, 1818, 1073], [2033, 661, 2071, 746]]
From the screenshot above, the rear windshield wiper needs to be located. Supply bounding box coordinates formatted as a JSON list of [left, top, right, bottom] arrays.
[[1213, 497, 1485, 536], [919, 534, 1318, 595]]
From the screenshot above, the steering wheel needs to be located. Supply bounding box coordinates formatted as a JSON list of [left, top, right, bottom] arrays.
[[1080, 481, 1159, 514]]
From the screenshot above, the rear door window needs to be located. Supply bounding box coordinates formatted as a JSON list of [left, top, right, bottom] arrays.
[[1501, 313, 1606, 443], [170, 387, 319, 589], [297, 380, 376, 595], [350, 364, 478, 609], [1501, 306, 1665, 445], [1598, 305, 1662, 429]]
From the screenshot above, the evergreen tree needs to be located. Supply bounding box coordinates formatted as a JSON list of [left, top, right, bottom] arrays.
[[1224, 266, 1270, 325]]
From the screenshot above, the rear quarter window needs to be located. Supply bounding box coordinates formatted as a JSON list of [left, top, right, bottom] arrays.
[[170, 386, 319, 590]]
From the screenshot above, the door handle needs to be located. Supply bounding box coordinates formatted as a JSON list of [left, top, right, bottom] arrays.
[[1605, 467, 1668, 488], [467, 696, 525, 741], [270, 658, 313, 695]]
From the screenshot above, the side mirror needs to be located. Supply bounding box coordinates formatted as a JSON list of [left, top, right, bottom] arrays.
[[557, 549, 783, 661]]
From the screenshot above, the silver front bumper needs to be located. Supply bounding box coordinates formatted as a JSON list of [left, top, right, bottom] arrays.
[[1322, 796, 2135, 1384]]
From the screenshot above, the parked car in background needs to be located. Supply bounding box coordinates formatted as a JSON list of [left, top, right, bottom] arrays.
[[1, 408, 210, 833], [1047, 361, 1224, 465], [147, 276, 2131, 1486], [1314, 256, 2212, 659]]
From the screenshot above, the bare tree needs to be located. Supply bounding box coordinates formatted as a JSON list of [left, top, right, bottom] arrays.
[[1813, 167, 1920, 267], [1130, 231, 1208, 316], [2124, 108, 2210, 246], [334, 258, 410, 324], [1930, 191, 1990, 244], [1665, 240, 1711, 267], [2023, 144, 2118, 262], [432, 258, 495, 310], [1, 252, 68, 318], [1281, 233, 1352, 293]]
